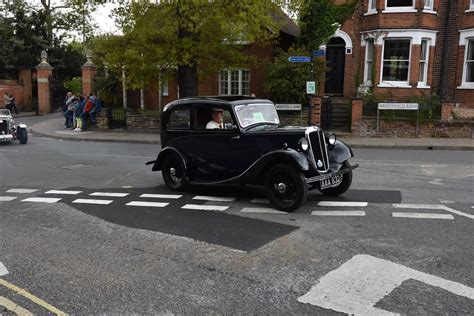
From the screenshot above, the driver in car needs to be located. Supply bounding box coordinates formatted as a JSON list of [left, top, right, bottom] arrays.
[[206, 108, 224, 129]]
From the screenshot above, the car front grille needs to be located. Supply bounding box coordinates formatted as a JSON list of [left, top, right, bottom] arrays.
[[0, 120, 8, 135], [305, 126, 329, 173]]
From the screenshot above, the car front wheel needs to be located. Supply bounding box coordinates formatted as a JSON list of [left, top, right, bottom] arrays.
[[318, 160, 352, 196], [264, 163, 308, 212], [161, 154, 187, 190], [17, 127, 28, 144]]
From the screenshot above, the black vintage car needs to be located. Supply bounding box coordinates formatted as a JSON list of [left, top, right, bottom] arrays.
[[147, 96, 358, 212]]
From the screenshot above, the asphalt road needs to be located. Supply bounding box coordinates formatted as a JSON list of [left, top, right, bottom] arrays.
[[0, 126, 473, 315]]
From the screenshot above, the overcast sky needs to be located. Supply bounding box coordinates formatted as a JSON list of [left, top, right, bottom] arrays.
[[91, 3, 120, 35]]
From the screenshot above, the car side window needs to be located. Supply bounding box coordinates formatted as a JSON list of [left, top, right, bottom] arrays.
[[167, 109, 190, 129], [194, 108, 235, 130]]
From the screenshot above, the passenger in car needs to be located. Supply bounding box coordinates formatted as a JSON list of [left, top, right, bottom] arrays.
[[206, 108, 224, 129]]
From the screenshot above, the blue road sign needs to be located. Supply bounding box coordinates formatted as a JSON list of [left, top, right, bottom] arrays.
[[313, 50, 326, 57], [288, 56, 311, 63]]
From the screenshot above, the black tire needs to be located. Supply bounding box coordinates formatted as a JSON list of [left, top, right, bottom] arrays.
[[264, 163, 308, 212], [318, 160, 352, 196], [17, 127, 28, 144], [161, 154, 187, 190]]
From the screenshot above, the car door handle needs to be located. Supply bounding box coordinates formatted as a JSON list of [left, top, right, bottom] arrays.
[[231, 135, 240, 140]]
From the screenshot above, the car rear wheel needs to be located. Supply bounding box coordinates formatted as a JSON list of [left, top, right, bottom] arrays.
[[318, 160, 352, 196], [161, 154, 187, 190], [17, 127, 28, 144], [264, 163, 307, 212]]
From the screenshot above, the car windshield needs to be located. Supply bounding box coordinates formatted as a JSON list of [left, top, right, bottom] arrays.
[[0, 109, 11, 116], [234, 103, 280, 128]]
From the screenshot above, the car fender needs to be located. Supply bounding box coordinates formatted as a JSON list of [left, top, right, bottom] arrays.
[[17, 123, 27, 129], [148, 147, 188, 172], [241, 148, 310, 183], [328, 140, 353, 170]]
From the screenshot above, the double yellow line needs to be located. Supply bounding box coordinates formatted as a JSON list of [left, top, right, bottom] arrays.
[[0, 278, 68, 315]]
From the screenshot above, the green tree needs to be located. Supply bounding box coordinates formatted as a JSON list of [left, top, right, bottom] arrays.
[[98, 0, 298, 98], [298, 0, 359, 50]]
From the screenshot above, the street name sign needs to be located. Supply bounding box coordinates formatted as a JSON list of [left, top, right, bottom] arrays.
[[288, 56, 311, 63], [306, 81, 316, 94], [275, 104, 302, 111], [378, 103, 419, 110], [313, 50, 326, 57]]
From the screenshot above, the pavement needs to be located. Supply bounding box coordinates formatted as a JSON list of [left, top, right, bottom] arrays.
[[25, 112, 474, 150]]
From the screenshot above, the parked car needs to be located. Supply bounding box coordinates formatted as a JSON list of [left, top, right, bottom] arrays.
[[147, 96, 358, 212], [0, 109, 28, 144]]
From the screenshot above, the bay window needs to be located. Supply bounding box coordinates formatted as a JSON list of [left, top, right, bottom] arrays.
[[418, 39, 430, 86], [382, 39, 411, 82]]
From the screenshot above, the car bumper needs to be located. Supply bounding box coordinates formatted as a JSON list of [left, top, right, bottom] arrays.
[[305, 163, 359, 185], [0, 135, 13, 142]]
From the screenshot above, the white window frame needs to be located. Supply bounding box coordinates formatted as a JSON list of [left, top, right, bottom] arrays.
[[383, 0, 416, 13], [364, 38, 375, 84], [366, 0, 377, 15], [468, 0, 474, 12], [422, 0, 437, 14], [379, 38, 412, 88], [417, 39, 430, 88], [219, 69, 251, 96], [458, 29, 474, 89]]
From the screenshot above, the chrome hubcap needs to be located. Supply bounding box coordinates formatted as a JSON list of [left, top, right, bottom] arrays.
[[277, 182, 287, 194], [170, 168, 176, 176]]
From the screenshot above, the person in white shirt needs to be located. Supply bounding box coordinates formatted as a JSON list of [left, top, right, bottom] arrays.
[[206, 108, 224, 129]]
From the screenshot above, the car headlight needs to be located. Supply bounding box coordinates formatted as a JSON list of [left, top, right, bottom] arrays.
[[328, 133, 336, 145], [298, 138, 309, 151]]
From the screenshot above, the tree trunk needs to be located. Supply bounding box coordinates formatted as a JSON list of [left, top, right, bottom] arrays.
[[177, 64, 198, 98]]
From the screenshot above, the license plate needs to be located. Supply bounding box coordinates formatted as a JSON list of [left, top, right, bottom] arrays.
[[320, 174, 343, 189]]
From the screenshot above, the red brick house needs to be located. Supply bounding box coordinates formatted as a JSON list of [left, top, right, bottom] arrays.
[[126, 14, 298, 110], [322, 0, 474, 109]]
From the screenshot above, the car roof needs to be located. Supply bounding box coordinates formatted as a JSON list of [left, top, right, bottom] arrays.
[[163, 96, 273, 113]]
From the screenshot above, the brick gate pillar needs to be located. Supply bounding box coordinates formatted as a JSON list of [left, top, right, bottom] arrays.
[[82, 50, 97, 96], [35, 51, 53, 114], [310, 96, 322, 125], [441, 101, 455, 122], [351, 98, 363, 134]]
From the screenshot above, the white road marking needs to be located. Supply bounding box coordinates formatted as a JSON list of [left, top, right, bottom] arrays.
[[66, 153, 154, 159], [45, 190, 82, 195], [0, 263, 8, 276], [297, 254, 474, 315], [140, 193, 182, 199], [240, 207, 286, 214], [90, 192, 129, 197], [0, 196, 16, 202], [126, 201, 169, 208], [358, 162, 449, 167], [311, 211, 366, 217], [182, 204, 229, 211], [440, 200, 455, 204], [6, 189, 37, 194], [22, 197, 61, 203], [317, 201, 368, 207], [0, 149, 18, 152], [73, 199, 113, 205], [250, 198, 270, 204], [393, 203, 474, 219], [392, 212, 454, 220], [193, 196, 236, 202]]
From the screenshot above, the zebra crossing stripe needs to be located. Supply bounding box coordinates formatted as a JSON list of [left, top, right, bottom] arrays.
[[192, 196, 236, 202], [6, 189, 37, 194], [0, 196, 16, 202], [73, 199, 113, 205], [126, 201, 169, 208], [182, 204, 229, 211], [45, 190, 82, 195], [311, 211, 366, 217], [250, 198, 270, 204], [317, 201, 368, 207], [240, 207, 285, 214], [90, 192, 129, 197], [22, 197, 61, 204], [140, 194, 182, 199], [392, 212, 454, 220], [392, 203, 444, 210]]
